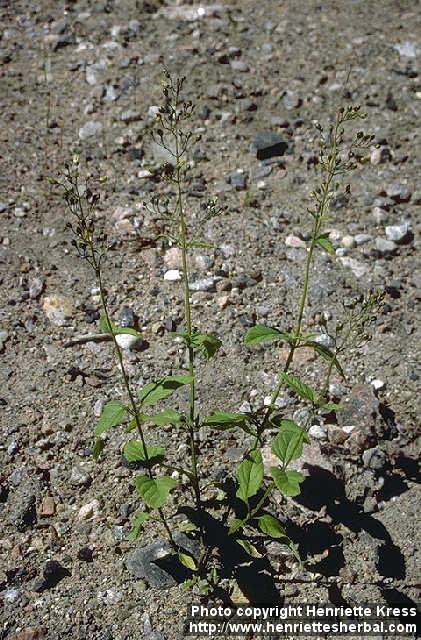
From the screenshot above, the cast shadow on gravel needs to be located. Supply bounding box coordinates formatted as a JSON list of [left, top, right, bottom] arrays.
[[292, 468, 406, 581]]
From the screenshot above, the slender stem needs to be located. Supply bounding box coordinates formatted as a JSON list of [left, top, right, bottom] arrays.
[[174, 110, 201, 514]]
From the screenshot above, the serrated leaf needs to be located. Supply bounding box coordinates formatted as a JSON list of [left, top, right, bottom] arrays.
[[138, 375, 193, 407], [95, 400, 128, 436], [202, 411, 249, 431], [271, 467, 305, 497], [93, 438, 105, 462], [236, 539, 263, 558], [178, 552, 197, 571], [256, 514, 287, 539], [244, 325, 291, 346], [124, 440, 164, 463], [128, 511, 150, 540], [189, 332, 222, 361], [228, 518, 245, 535], [315, 234, 335, 256], [280, 372, 317, 403], [135, 475, 177, 509], [271, 420, 309, 466], [236, 449, 264, 504], [147, 409, 184, 426]]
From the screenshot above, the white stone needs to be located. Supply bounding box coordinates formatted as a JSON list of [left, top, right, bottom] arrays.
[[385, 222, 410, 243], [43, 295, 74, 326], [164, 247, 182, 268], [371, 379, 385, 391], [309, 424, 328, 440], [78, 499, 100, 520], [339, 257, 368, 278], [164, 269, 181, 281], [115, 334, 141, 350], [285, 234, 306, 248], [341, 235, 356, 249]]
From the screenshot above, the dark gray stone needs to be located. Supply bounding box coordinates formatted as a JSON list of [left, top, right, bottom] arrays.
[[252, 131, 288, 161], [32, 560, 71, 592], [126, 533, 200, 588]]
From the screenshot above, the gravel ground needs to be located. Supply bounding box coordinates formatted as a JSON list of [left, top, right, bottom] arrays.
[[0, 1, 419, 639]]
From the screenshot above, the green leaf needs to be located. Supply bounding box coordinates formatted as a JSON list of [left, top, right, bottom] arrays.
[[95, 400, 128, 436], [244, 325, 291, 346], [321, 401, 342, 411], [228, 518, 245, 535], [138, 375, 193, 407], [271, 467, 305, 497], [135, 475, 177, 509], [124, 441, 164, 463], [306, 341, 345, 378], [315, 233, 335, 256], [128, 511, 150, 540], [189, 332, 222, 361], [93, 438, 105, 462], [271, 420, 309, 466], [186, 240, 215, 249], [147, 409, 184, 426], [99, 315, 141, 337], [236, 539, 263, 558], [178, 552, 197, 571], [236, 449, 264, 504], [256, 514, 287, 539], [280, 372, 317, 403], [202, 411, 249, 430]]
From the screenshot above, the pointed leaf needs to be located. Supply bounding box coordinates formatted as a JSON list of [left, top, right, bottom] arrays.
[[306, 341, 345, 378], [280, 372, 317, 403], [178, 552, 197, 571], [189, 332, 222, 361], [95, 400, 128, 436], [228, 518, 245, 535], [147, 409, 184, 426], [257, 514, 287, 539], [93, 438, 105, 462], [236, 449, 264, 504], [135, 475, 177, 509], [138, 375, 193, 406], [203, 412, 249, 431], [124, 441, 164, 463], [128, 512, 151, 540], [236, 539, 263, 558], [315, 233, 335, 256], [271, 420, 309, 466], [271, 467, 305, 497], [244, 325, 291, 346]]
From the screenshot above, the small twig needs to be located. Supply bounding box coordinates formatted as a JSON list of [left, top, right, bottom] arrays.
[[63, 333, 112, 347]]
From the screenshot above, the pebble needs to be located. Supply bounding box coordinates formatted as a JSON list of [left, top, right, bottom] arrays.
[[29, 277, 44, 299], [114, 218, 135, 234], [163, 247, 182, 269], [70, 466, 92, 488], [313, 333, 335, 348], [370, 147, 391, 165], [39, 496, 56, 517], [339, 256, 368, 278], [371, 379, 385, 391], [98, 588, 122, 605], [8, 628, 45, 640], [385, 222, 411, 244], [163, 269, 181, 281], [115, 333, 142, 350], [362, 447, 386, 470], [354, 233, 372, 245], [32, 561, 70, 592], [341, 235, 356, 249], [376, 237, 397, 256], [283, 91, 301, 110], [252, 131, 288, 161], [189, 277, 217, 292], [42, 295, 74, 326], [285, 234, 306, 248], [394, 41, 418, 58], [308, 424, 328, 440], [229, 172, 247, 190], [384, 183, 412, 203], [112, 205, 133, 221], [120, 109, 142, 123], [118, 305, 135, 327], [4, 588, 20, 604], [78, 120, 103, 140], [194, 254, 214, 270], [256, 304, 272, 317], [78, 499, 100, 520]]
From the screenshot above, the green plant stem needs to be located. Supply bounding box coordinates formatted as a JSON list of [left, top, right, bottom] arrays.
[[260, 113, 341, 433], [174, 121, 202, 515]]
